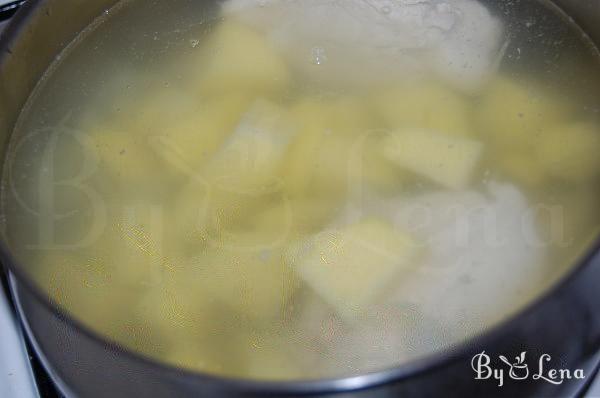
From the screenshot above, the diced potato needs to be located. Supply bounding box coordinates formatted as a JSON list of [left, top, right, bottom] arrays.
[[172, 180, 220, 245], [242, 198, 342, 237], [172, 177, 280, 247], [383, 129, 483, 189], [117, 87, 199, 138], [224, 197, 343, 253], [194, 244, 299, 322], [204, 99, 297, 191], [282, 99, 330, 196], [352, 130, 410, 193], [496, 153, 547, 187], [149, 94, 251, 174], [135, 282, 215, 341], [290, 218, 420, 320], [476, 77, 572, 150], [535, 122, 600, 182], [33, 251, 133, 338], [133, 276, 230, 364], [282, 97, 403, 197], [325, 96, 374, 137], [196, 21, 291, 96], [373, 81, 473, 137], [105, 203, 175, 285], [172, 100, 297, 244]]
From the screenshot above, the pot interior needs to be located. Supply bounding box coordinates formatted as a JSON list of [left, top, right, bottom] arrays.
[[1, 0, 600, 382]]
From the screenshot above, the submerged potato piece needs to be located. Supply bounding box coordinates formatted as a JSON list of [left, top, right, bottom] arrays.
[[282, 99, 330, 196], [496, 153, 547, 187], [132, 273, 229, 361], [172, 100, 297, 243], [248, 198, 341, 236], [172, 176, 280, 247], [283, 97, 403, 197], [172, 180, 229, 245], [103, 202, 176, 286], [150, 94, 251, 174], [196, 245, 298, 322], [135, 282, 214, 341], [116, 87, 199, 139], [171, 99, 296, 241], [226, 197, 343, 252], [291, 218, 420, 320], [535, 122, 600, 182], [196, 21, 291, 96], [476, 77, 572, 150], [383, 129, 483, 189], [374, 82, 473, 136], [33, 251, 132, 338], [204, 99, 297, 191]]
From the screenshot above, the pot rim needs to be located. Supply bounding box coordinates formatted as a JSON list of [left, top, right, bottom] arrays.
[[1, 0, 599, 395]]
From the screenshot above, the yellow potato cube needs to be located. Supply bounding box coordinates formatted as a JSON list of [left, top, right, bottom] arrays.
[[32, 251, 132, 338], [135, 282, 216, 341], [383, 129, 483, 189], [496, 153, 547, 187], [536, 122, 600, 182], [85, 200, 185, 286], [374, 81, 473, 137], [349, 130, 409, 194], [283, 97, 403, 197], [172, 100, 297, 244], [245, 198, 342, 236], [194, 245, 299, 322], [225, 196, 343, 253], [115, 87, 199, 139], [476, 76, 572, 150], [133, 273, 232, 361], [282, 99, 330, 197], [204, 99, 297, 192], [149, 94, 251, 175], [172, 178, 277, 247], [195, 21, 291, 96], [291, 218, 420, 320]]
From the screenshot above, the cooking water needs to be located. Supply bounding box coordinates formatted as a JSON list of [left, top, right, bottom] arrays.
[[2, 0, 600, 380]]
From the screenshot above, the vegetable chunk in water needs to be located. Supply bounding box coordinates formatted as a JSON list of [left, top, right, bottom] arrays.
[[173, 99, 297, 244], [373, 82, 474, 137], [150, 94, 251, 174], [290, 218, 421, 320], [192, 243, 298, 322], [383, 129, 483, 189], [194, 21, 291, 96]]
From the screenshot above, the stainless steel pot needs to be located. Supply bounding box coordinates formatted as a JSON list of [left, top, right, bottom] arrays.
[[1, 1, 599, 397]]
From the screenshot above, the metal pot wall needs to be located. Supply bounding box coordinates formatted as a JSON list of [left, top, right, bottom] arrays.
[[0, 1, 599, 397]]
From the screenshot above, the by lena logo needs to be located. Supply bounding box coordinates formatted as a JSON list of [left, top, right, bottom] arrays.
[[471, 351, 585, 387]]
